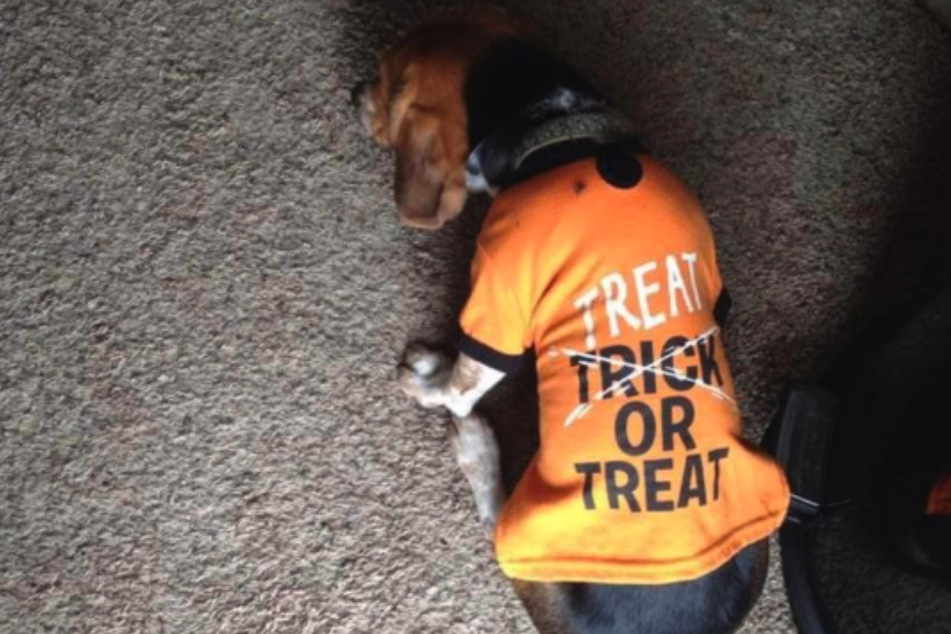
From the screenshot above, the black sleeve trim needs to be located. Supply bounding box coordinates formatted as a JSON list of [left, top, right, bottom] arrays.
[[714, 288, 732, 327], [456, 333, 531, 374]]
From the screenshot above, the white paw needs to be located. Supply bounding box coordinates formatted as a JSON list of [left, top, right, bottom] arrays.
[[397, 343, 453, 407]]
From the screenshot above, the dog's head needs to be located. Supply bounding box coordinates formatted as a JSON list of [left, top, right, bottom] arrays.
[[356, 9, 522, 229]]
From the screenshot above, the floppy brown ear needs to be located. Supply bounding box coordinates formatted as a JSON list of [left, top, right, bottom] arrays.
[[393, 104, 468, 230]]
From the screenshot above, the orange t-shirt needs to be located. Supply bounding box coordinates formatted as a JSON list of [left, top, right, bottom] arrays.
[[458, 150, 790, 584]]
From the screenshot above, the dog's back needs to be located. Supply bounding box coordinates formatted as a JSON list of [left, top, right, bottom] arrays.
[[560, 538, 768, 634]]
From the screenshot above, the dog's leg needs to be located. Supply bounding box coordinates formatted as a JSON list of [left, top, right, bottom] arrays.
[[398, 343, 507, 529], [449, 411, 505, 529], [398, 343, 504, 418]]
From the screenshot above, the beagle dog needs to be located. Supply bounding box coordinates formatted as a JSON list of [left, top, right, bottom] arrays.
[[358, 9, 790, 634]]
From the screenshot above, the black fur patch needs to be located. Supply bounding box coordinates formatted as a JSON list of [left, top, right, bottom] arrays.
[[562, 539, 769, 634], [464, 40, 601, 150]]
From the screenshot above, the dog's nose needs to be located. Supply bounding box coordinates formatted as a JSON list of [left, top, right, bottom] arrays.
[[350, 80, 370, 111]]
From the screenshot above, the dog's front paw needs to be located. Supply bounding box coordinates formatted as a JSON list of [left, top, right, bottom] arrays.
[[398, 343, 453, 408]]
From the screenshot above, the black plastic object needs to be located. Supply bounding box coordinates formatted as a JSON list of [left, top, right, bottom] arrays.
[[764, 384, 839, 634], [780, 524, 829, 634], [770, 287, 951, 634], [766, 385, 838, 522]]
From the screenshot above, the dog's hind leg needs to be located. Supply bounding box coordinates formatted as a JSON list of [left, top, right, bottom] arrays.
[[449, 411, 505, 531]]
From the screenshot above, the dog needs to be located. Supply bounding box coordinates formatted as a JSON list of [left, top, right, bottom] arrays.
[[357, 9, 790, 634]]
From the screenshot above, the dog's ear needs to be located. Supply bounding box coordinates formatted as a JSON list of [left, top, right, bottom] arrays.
[[392, 97, 468, 230]]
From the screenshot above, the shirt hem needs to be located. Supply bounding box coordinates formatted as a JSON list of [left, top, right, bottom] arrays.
[[497, 508, 787, 585]]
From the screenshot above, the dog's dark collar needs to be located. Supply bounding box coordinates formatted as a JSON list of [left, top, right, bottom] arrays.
[[466, 109, 641, 192], [512, 111, 634, 169]]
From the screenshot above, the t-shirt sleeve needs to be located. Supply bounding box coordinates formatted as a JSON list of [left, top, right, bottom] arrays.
[[457, 244, 532, 374]]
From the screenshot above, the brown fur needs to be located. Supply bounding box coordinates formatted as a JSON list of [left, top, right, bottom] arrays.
[[362, 8, 523, 228]]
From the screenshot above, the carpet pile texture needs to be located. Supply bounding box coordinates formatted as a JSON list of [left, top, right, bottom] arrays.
[[2, 1, 950, 632]]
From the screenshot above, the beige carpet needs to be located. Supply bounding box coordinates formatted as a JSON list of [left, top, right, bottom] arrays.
[[2, 1, 950, 632]]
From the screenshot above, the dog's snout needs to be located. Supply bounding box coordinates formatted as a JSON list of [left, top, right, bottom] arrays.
[[352, 79, 381, 140], [350, 80, 370, 110]]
